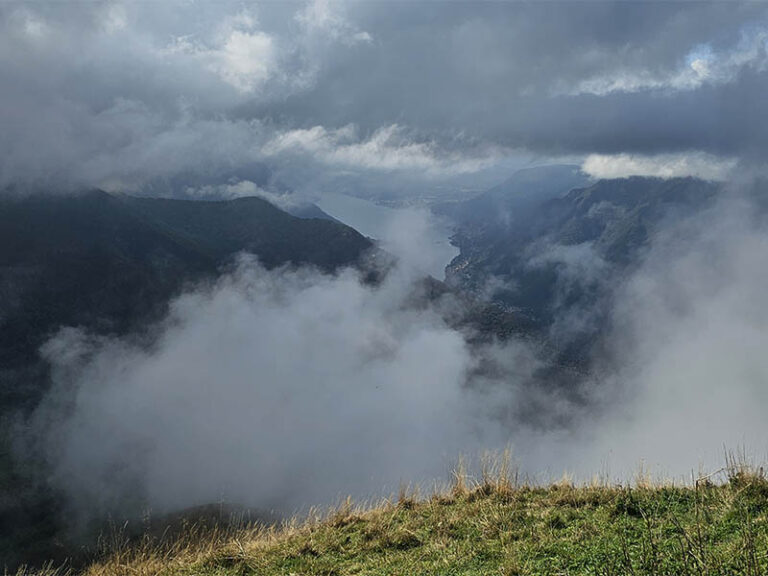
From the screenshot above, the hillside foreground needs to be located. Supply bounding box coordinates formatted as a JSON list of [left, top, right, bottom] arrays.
[[19, 457, 768, 576]]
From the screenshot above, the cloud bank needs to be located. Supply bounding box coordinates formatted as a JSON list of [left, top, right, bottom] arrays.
[[32, 258, 514, 519], [582, 152, 738, 181], [568, 194, 768, 477], [27, 187, 768, 524]]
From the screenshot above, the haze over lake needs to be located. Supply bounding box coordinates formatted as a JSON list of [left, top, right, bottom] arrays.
[[316, 192, 458, 279]]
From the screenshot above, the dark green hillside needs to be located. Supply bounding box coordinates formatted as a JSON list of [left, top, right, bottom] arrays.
[[0, 190, 373, 406], [118, 194, 368, 270]]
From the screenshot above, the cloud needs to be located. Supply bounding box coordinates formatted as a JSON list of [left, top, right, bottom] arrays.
[[376, 208, 458, 279], [183, 179, 268, 200], [163, 10, 277, 94], [31, 256, 514, 518], [2, 2, 768, 196], [0, 2, 378, 192], [181, 179, 315, 215], [500, 188, 768, 481], [251, 2, 768, 162], [296, 0, 372, 46], [582, 152, 737, 181], [568, 26, 768, 96], [573, 194, 768, 477], [263, 124, 498, 176], [205, 30, 275, 93], [525, 241, 611, 346]]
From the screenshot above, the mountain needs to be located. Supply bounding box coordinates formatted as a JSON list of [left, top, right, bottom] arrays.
[[284, 202, 340, 221], [433, 165, 590, 232], [0, 190, 373, 406], [439, 173, 722, 360], [0, 190, 375, 568]]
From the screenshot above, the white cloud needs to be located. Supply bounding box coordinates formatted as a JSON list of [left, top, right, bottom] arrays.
[[162, 9, 277, 94], [182, 179, 307, 213], [569, 27, 768, 96], [184, 179, 264, 200], [34, 257, 504, 515], [352, 31, 373, 44], [580, 198, 768, 477], [76, 112, 495, 193], [210, 29, 275, 93], [263, 124, 497, 176], [582, 152, 737, 181], [296, 0, 373, 45]]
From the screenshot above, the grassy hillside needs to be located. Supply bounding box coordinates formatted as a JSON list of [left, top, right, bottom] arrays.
[[27, 461, 768, 576]]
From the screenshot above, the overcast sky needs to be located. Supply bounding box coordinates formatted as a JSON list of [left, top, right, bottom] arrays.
[[2, 1, 767, 196]]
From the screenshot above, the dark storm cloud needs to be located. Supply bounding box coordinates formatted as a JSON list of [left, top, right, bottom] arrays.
[[246, 2, 768, 155], [1, 1, 766, 192]]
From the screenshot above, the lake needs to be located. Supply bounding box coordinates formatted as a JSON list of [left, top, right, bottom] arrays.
[[316, 193, 458, 280]]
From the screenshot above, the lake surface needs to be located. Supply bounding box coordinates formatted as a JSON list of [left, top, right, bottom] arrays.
[[316, 193, 458, 280]]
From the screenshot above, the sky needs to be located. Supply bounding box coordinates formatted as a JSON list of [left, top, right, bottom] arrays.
[[2, 0, 767, 199]]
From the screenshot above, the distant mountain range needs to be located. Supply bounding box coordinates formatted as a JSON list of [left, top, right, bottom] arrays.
[[434, 164, 591, 232]]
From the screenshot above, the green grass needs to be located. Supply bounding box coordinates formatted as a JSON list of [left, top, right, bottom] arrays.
[[20, 459, 768, 576]]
